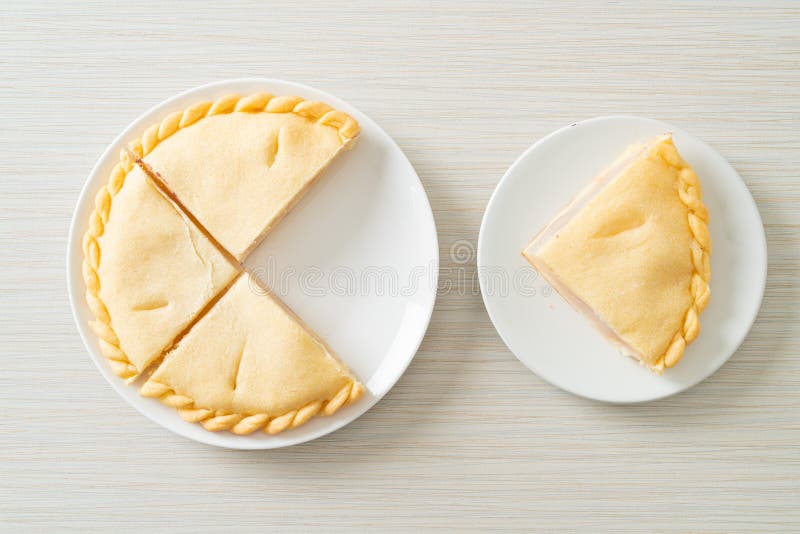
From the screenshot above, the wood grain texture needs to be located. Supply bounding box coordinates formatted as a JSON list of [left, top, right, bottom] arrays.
[[1, 0, 798, 531]]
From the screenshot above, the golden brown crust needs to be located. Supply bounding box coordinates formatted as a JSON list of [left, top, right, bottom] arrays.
[[140, 379, 364, 435], [82, 146, 143, 382], [131, 93, 360, 160], [651, 140, 711, 371], [84, 92, 364, 430]]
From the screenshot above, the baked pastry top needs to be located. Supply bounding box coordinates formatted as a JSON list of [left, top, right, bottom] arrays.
[[523, 135, 711, 372], [141, 272, 363, 435], [137, 94, 360, 260], [82, 155, 239, 382]]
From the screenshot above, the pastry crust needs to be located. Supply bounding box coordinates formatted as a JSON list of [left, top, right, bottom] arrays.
[[82, 147, 240, 382], [140, 272, 364, 435], [131, 93, 360, 260], [84, 92, 365, 434], [523, 135, 711, 371], [658, 138, 712, 368]]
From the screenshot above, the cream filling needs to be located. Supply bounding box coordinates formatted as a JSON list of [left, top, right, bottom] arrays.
[[522, 135, 671, 367]]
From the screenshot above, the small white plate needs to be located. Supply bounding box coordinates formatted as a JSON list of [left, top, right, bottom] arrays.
[[478, 116, 766, 403], [67, 79, 438, 448]]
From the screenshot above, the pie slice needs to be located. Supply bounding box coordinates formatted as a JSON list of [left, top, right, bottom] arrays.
[[133, 93, 360, 260], [140, 271, 364, 435], [82, 151, 240, 382], [522, 135, 711, 372]]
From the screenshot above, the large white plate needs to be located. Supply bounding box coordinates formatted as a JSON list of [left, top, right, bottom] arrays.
[[478, 116, 766, 403], [67, 79, 438, 448]]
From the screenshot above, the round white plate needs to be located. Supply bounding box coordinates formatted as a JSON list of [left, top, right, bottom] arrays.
[[67, 79, 438, 448], [478, 116, 766, 403]]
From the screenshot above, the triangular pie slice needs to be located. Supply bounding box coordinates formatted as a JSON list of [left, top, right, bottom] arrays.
[[82, 151, 240, 382], [140, 271, 364, 435], [522, 135, 711, 372], [133, 93, 360, 260]]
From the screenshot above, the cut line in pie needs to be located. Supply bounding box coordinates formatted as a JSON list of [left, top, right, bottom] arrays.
[[523, 134, 711, 372], [83, 93, 364, 434]]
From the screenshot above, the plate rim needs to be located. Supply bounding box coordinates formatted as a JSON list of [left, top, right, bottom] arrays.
[[477, 115, 767, 404], [66, 78, 439, 448]]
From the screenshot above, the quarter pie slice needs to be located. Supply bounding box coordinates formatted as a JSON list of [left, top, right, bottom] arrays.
[[141, 272, 364, 435], [82, 152, 239, 382], [135, 93, 360, 260], [522, 135, 711, 372]]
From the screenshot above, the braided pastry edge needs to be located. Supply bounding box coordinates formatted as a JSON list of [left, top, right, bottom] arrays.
[[650, 138, 712, 371], [140, 379, 365, 435], [82, 145, 146, 382], [134, 93, 359, 159]]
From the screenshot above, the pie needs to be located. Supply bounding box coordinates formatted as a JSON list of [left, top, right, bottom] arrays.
[[141, 272, 363, 435], [83, 93, 363, 433], [522, 134, 711, 372], [82, 153, 239, 382], [135, 93, 360, 260]]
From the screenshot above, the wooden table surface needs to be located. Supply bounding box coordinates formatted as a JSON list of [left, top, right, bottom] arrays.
[[2, 1, 798, 531]]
